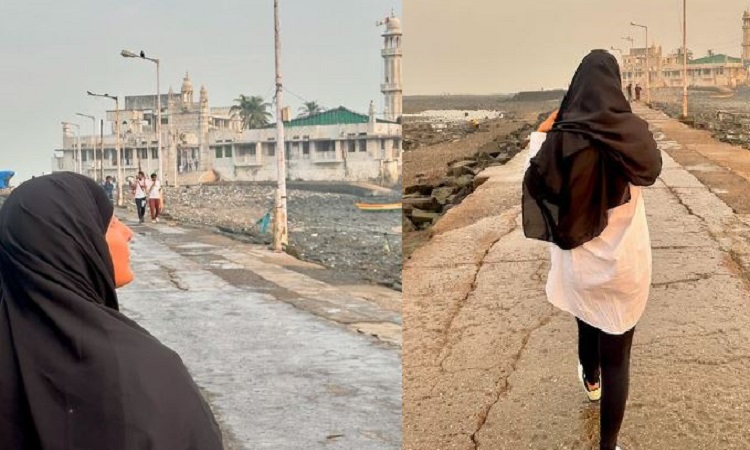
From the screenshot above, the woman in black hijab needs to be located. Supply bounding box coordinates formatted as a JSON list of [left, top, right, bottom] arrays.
[[523, 50, 662, 450], [0, 172, 223, 449]]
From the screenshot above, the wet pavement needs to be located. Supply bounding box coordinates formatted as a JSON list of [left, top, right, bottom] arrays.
[[116, 218, 402, 450], [403, 104, 750, 449]]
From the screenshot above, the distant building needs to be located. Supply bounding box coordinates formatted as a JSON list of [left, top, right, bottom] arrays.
[[52, 13, 403, 185], [622, 46, 748, 89]]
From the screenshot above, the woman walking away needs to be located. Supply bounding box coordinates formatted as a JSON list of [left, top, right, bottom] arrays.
[[0, 173, 223, 449], [522, 49, 662, 450]]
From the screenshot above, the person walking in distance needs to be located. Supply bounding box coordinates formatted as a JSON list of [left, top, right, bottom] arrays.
[[634, 83, 642, 102], [626, 83, 633, 103], [103, 176, 115, 203], [131, 171, 148, 223], [146, 173, 162, 223], [523, 50, 662, 450]]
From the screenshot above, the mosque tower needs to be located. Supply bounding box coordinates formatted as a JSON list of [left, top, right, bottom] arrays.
[[743, 9, 750, 64], [379, 10, 402, 122]]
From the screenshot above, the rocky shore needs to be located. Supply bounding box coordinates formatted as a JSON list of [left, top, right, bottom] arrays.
[[124, 183, 402, 289]]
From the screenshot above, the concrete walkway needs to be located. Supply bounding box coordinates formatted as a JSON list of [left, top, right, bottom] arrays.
[[117, 220, 402, 450], [403, 105, 750, 449]]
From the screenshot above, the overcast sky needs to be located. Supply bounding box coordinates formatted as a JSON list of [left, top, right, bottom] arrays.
[[404, 0, 750, 95], [0, 0, 402, 182]]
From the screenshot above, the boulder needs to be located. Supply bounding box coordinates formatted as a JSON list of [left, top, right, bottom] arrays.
[[410, 208, 440, 224], [431, 186, 455, 205], [402, 196, 439, 212]]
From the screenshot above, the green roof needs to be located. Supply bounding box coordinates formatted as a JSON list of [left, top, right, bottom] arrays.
[[689, 54, 742, 65], [268, 106, 396, 128]]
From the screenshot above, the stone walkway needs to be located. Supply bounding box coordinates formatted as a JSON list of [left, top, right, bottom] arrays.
[[403, 105, 750, 449]]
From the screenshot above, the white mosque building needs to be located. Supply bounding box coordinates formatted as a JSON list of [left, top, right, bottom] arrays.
[[53, 12, 403, 186]]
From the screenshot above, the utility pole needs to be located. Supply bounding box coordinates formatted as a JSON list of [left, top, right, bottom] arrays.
[[273, 0, 288, 252], [682, 0, 688, 118]]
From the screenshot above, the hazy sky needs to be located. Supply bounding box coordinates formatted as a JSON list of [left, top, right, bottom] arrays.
[[404, 0, 750, 95], [0, 0, 402, 182]]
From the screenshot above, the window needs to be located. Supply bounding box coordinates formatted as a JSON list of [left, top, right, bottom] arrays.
[[266, 143, 276, 156], [224, 145, 233, 158], [381, 139, 386, 150], [139, 149, 148, 160], [358, 139, 367, 152], [302, 142, 310, 157], [151, 149, 158, 159], [215, 147, 223, 158], [348, 140, 356, 152]]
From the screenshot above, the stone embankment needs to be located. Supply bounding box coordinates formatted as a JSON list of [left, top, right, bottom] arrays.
[[651, 87, 750, 148], [403, 118, 544, 233]]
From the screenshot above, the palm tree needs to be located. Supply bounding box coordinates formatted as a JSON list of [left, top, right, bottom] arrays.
[[230, 95, 272, 129], [298, 101, 324, 117]]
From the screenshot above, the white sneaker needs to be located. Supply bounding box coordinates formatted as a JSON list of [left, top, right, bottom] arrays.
[[577, 363, 601, 402]]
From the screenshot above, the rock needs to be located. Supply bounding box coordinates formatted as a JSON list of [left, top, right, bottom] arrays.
[[455, 174, 474, 189], [402, 196, 438, 212], [446, 160, 476, 177], [410, 208, 440, 224], [404, 184, 434, 196], [402, 213, 416, 232], [431, 186, 455, 205]]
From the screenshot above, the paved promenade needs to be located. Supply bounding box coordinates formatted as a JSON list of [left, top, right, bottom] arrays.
[[117, 219, 402, 450], [403, 105, 750, 449]]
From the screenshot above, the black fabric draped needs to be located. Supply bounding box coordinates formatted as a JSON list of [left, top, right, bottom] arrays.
[[522, 50, 662, 249], [0, 173, 223, 449]]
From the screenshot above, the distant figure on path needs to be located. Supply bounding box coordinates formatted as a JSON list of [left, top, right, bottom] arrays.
[[103, 175, 115, 203], [146, 173, 162, 222], [0, 173, 223, 449], [132, 171, 148, 223], [634, 83, 642, 101], [626, 83, 633, 102], [523, 49, 662, 450]]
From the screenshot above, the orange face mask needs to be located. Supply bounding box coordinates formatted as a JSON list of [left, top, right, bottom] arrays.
[[105, 216, 135, 288]]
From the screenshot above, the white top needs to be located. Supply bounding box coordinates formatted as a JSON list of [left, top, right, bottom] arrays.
[[134, 179, 147, 199], [526, 132, 652, 335], [146, 180, 161, 200]]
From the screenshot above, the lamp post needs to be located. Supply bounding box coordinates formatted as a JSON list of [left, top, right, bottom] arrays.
[[76, 113, 96, 179], [120, 49, 170, 185], [87, 91, 123, 206], [621, 36, 635, 51], [630, 22, 650, 104], [273, 0, 288, 252], [682, 0, 688, 118], [61, 122, 80, 174]]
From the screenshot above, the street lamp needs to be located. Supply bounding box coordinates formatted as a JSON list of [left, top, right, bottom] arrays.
[[75, 113, 96, 180], [120, 49, 171, 186], [630, 22, 650, 104], [621, 36, 634, 51], [681, 0, 688, 118], [87, 91, 123, 206], [61, 122, 80, 174]]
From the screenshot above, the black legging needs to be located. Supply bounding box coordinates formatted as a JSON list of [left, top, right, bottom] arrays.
[[577, 318, 635, 450]]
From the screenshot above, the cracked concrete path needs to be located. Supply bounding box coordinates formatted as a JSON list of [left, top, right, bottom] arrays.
[[116, 221, 401, 450], [403, 104, 750, 449]]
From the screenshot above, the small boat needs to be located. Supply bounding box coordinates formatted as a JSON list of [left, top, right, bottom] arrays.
[[355, 201, 402, 211]]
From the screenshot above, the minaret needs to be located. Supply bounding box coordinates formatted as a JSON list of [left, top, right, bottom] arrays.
[[379, 10, 402, 122], [181, 72, 194, 107], [743, 10, 750, 64]]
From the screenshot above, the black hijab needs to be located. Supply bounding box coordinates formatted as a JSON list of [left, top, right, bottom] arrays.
[[0, 173, 223, 449], [522, 50, 662, 249]]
